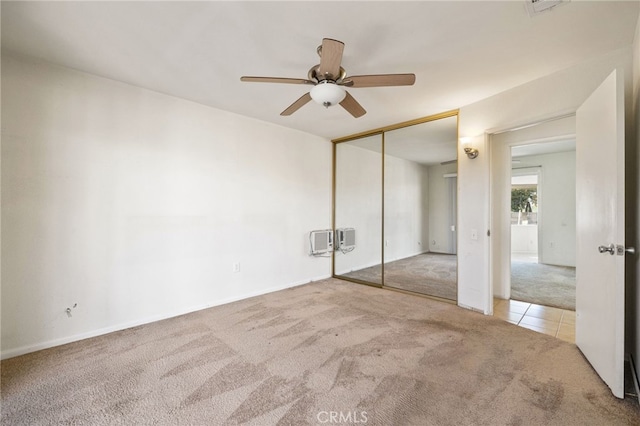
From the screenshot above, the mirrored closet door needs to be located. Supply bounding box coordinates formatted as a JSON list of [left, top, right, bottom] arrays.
[[333, 112, 458, 301], [334, 134, 383, 286], [383, 115, 458, 300]]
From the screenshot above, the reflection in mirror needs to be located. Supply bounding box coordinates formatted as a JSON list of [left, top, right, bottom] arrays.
[[334, 134, 383, 285], [383, 116, 458, 300]]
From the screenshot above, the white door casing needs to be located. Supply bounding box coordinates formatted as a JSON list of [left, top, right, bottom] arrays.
[[575, 69, 625, 398]]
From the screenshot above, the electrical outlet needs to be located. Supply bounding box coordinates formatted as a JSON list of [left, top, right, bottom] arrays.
[[233, 262, 241, 273]]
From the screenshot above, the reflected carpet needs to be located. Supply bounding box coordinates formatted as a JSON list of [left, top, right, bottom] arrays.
[[342, 253, 457, 300]]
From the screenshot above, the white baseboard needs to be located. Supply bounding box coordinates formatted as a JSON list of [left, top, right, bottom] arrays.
[[458, 302, 489, 315], [1, 278, 327, 360], [309, 274, 332, 282], [1, 306, 210, 360]]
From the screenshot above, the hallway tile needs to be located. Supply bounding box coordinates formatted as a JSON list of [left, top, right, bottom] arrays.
[[494, 311, 524, 323], [525, 304, 564, 322], [519, 315, 559, 333], [493, 298, 575, 344], [499, 300, 530, 315], [561, 310, 576, 324]]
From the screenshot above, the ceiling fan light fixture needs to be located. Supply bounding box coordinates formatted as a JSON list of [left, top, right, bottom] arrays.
[[241, 38, 414, 117], [310, 81, 346, 108]]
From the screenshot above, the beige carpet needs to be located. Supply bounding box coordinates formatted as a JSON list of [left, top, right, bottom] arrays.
[[2, 278, 639, 425], [342, 253, 457, 300], [511, 261, 576, 310]]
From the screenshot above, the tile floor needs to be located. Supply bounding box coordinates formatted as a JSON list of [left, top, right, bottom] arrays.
[[493, 298, 575, 343]]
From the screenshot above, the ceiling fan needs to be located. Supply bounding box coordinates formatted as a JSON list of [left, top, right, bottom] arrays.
[[240, 38, 416, 118]]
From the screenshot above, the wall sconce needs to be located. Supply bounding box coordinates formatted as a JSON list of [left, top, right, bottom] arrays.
[[460, 137, 479, 159]]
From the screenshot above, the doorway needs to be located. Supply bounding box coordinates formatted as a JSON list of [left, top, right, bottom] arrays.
[[489, 115, 577, 342], [490, 70, 627, 398], [509, 142, 576, 312]]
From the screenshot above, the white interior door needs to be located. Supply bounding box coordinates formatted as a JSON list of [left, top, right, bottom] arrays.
[[575, 69, 625, 398]]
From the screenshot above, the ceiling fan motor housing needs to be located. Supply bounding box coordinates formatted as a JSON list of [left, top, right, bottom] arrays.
[[308, 65, 347, 83]]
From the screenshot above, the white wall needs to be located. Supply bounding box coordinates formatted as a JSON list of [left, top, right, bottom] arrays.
[[1, 54, 332, 358], [456, 130, 489, 311], [384, 155, 429, 262], [334, 141, 382, 275], [516, 151, 576, 267], [458, 47, 633, 313], [511, 225, 538, 255], [428, 162, 457, 254]]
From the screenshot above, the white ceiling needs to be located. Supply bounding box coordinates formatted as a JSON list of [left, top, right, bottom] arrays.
[[2, 1, 638, 140], [342, 115, 458, 166], [384, 115, 459, 165]]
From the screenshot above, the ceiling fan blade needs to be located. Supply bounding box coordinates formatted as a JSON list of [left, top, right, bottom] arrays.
[[241, 76, 315, 85], [342, 74, 416, 88], [339, 92, 366, 118], [280, 92, 312, 116], [317, 38, 344, 81]]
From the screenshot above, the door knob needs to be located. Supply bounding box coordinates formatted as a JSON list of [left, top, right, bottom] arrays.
[[598, 244, 615, 255]]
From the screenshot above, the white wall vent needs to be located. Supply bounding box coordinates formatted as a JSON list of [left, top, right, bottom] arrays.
[[309, 229, 333, 256], [525, 0, 570, 17]]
